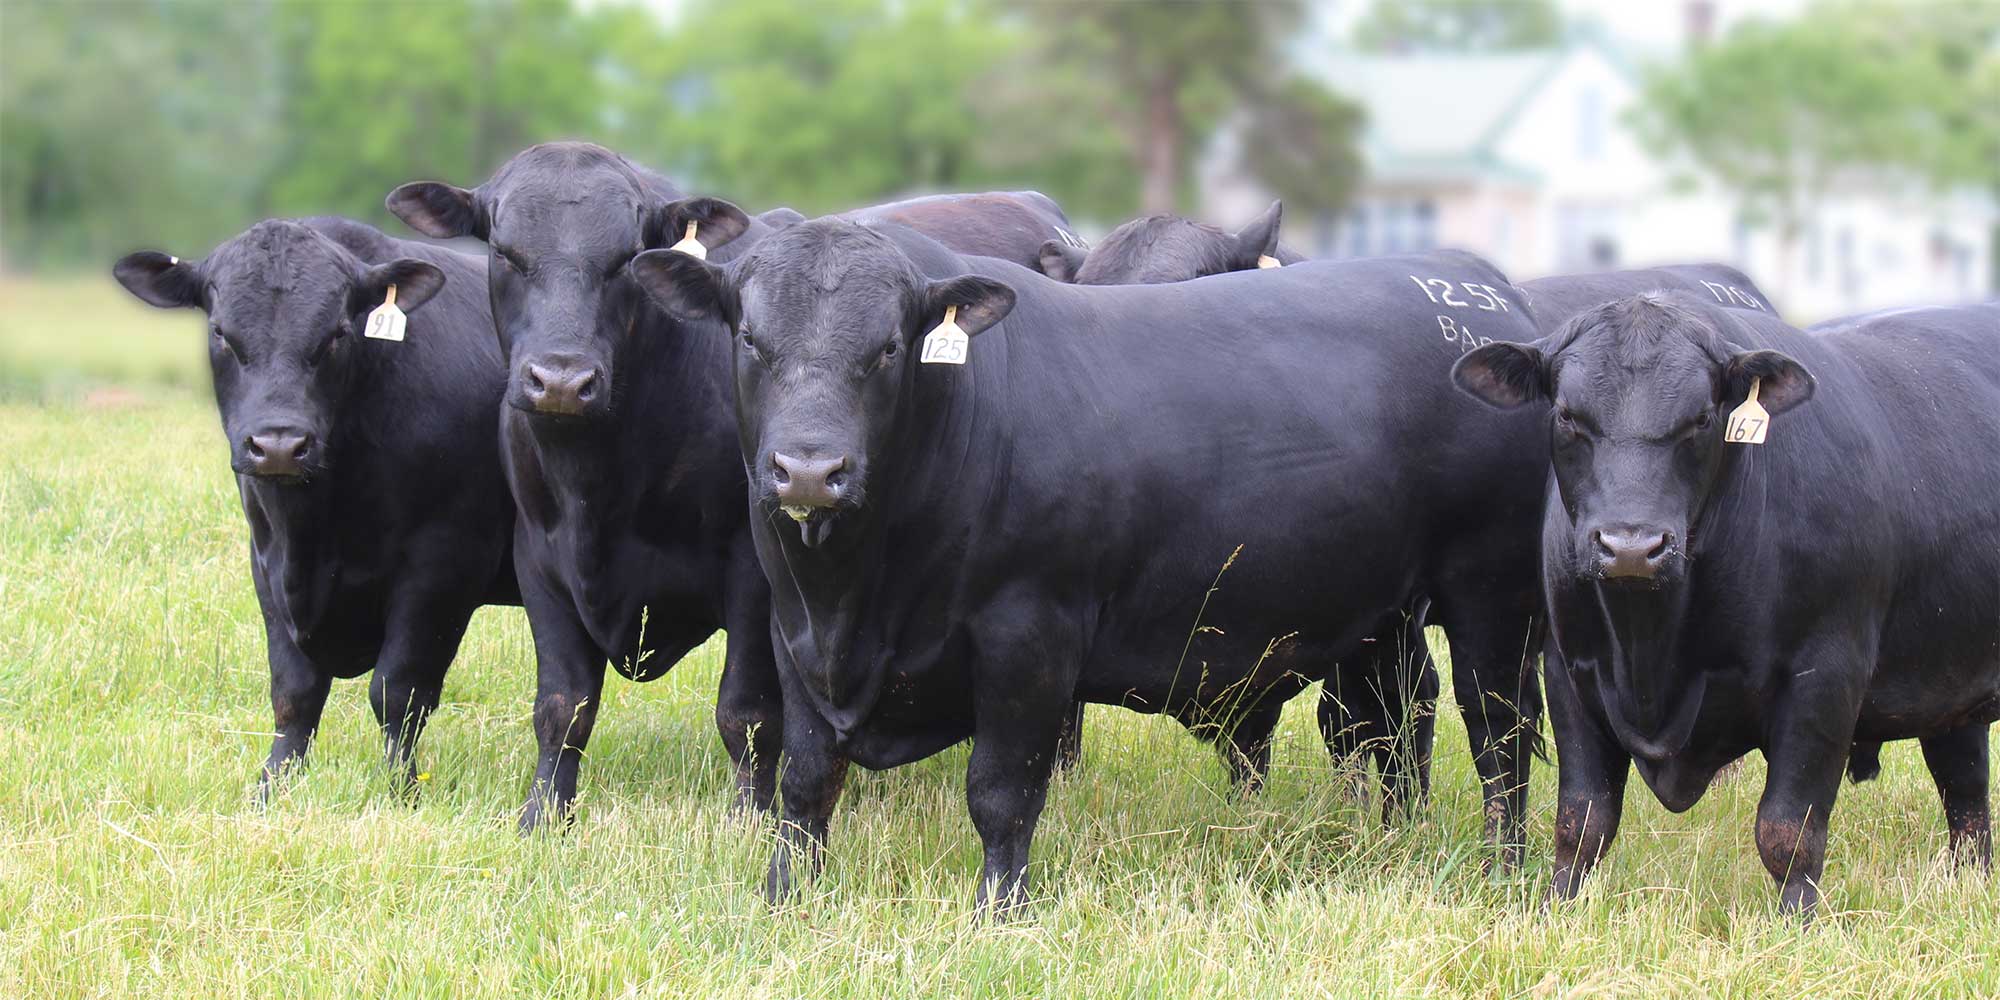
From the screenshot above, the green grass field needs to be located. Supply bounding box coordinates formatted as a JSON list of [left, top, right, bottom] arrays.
[[2, 278, 1995, 997]]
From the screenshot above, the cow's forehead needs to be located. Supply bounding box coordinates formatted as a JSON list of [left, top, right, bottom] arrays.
[[204, 223, 353, 333], [488, 179, 645, 252], [1079, 215, 1230, 283], [744, 223, 914, 325], [1555, 311, 1720, 426]]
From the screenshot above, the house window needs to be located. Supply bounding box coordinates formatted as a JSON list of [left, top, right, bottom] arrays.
[[1577, 86, 1604, 160], [1333, 199, 1439, 258]]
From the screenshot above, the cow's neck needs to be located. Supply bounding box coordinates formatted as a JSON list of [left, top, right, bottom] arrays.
[[1575, 580, 1705, 758], [515, 306, 737, 544], [241, 474, 344, 640], [764, 338, 1004, 740]]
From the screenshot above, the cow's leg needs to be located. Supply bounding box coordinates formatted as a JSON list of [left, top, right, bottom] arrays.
[[965, 594, 1075, 916], [1054, 703, 1085, 774], [764, 653, 849, 906], [1920, 724, 1992, 869], [1323, 610, 1440, 820], [1846, 740, 1884, 783], [369, 598, 473, 791], [1756, 687, 1857, 918], [718, 559, 784, 815], [260, 627, 331, 801], [1219, 700, 1283, 795], [1432, 598, 1542, 868], [518, 577, 608, 833], [1546, 646, 1630, 901]]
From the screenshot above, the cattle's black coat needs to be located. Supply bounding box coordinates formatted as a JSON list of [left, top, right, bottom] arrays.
[[631, 220, 1553, 909], [113, 217, 517, 791], [1455, 296, 2000, 915], [385, 143, 1086, 827]]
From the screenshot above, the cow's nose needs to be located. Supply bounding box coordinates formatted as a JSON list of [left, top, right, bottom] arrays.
[[771, 452, 847, 508], [1592, 527, 1672, 579], [522, 359, 602, 416], [245, 430, 313, 478]]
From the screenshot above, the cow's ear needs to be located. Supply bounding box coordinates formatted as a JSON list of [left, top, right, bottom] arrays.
[[1453, 341, 1549, 408], [354, 258, 447, 316], [114, 251, 202, 309], [1234, 200, 1283, 268], [386, 182, 484, 240], [757, 206, 807, 229], [629, 248, 737, 326], [1036, 240, 1088, 283], [922, 275, 1015, 337], [1724, 349, 1814, 415], [647, 197, 750, 254]]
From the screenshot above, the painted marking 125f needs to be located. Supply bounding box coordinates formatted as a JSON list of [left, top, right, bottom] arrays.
[[1411, 275, 1513, 353]]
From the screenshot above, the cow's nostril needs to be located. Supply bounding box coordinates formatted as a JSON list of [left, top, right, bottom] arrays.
[[1648, 532, 1672, 559], [576, 372, 598, 400], [1592, 529, 1611, 556], [292, 435, 314, 461], [245, 436, 265, 460]]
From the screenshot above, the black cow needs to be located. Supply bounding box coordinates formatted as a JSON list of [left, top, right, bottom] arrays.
[[1453, 296, 2000, 915], [384, 142, 1086, 829], [628, 217, 1551, 910], [1034, 201, 1436, 805], [113, 217, 517, 793], [1035, 200, 1298, 285]]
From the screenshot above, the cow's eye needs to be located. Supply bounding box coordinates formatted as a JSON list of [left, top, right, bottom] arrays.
[[1694, 409, 1714, 430], [1555, 406, 1574, 427], [880, 339, 900, 364], [212, 327, 241, 362], [493, 247, 526, 273]]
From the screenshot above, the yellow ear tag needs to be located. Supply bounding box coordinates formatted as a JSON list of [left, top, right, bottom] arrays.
[[364, 283, 407, 342], [1725, 377, 1769, 445], [669, 221, 707, 260], [920, 305, 969, 365], [1256, 254, 1282, 269]]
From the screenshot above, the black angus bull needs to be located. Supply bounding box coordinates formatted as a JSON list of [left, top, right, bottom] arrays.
[[1454, 296, 2000, 915], [384, 142, 1085, 828], [1034, 200, 1436, 806], [1042, 202, 1796, 811], [627, 217, 1552, 910], [113, 217, 517, 793]]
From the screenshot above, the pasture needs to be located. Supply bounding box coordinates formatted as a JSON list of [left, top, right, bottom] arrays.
[[2, 278, 1995, 997]]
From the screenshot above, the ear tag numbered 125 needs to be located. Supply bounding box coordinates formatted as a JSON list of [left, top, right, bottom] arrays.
[[1256, 254, 1282, 269], [365, 284, 407, 342], [920, 305, 968, 365], [1726, 377, 1768, 445], [669, 221, 707, 260]]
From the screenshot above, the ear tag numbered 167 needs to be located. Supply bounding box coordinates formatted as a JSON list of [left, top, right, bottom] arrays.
[[1726, 377, 1769, 445], [365, 284, 407, 342], [920, 305, 968, 365], [1256, 254, 1282, 269], [669, 221, 707, 260]]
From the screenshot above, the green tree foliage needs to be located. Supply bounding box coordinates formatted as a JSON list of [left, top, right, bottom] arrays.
[[264, 0, 607, 221], [603, 0, 1008, 215], [1002, 0, 1366, 216], [1352, 0, 1562, 53], [0, 0, 1368, 268], [1633, 3, 1999, 283]]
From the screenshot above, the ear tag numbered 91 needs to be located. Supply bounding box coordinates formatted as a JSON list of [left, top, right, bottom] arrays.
[[1256, 254, 1282, 269], [669, 221, 707, 260], [920, 305, 968, 365], [1726, 377, 1769, 445], [365, 283, 407, 342]]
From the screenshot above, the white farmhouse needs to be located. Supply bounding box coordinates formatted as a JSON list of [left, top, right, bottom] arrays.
[[1202, 33, 1995, 319]]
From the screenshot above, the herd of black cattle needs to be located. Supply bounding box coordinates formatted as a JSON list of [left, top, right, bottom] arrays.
[[111, 141, 1999, 918]]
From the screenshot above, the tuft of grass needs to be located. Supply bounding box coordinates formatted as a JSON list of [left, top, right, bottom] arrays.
[[0, 282, 1994, 997]]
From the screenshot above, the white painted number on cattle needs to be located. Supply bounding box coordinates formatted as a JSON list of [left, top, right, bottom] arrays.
[[365, 284, 407, 342], [1411, 275, 1511, 312], [921, 305, 969, 365], [1726, 377, 1770, 445], [1700, 280, 1765, 311]]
